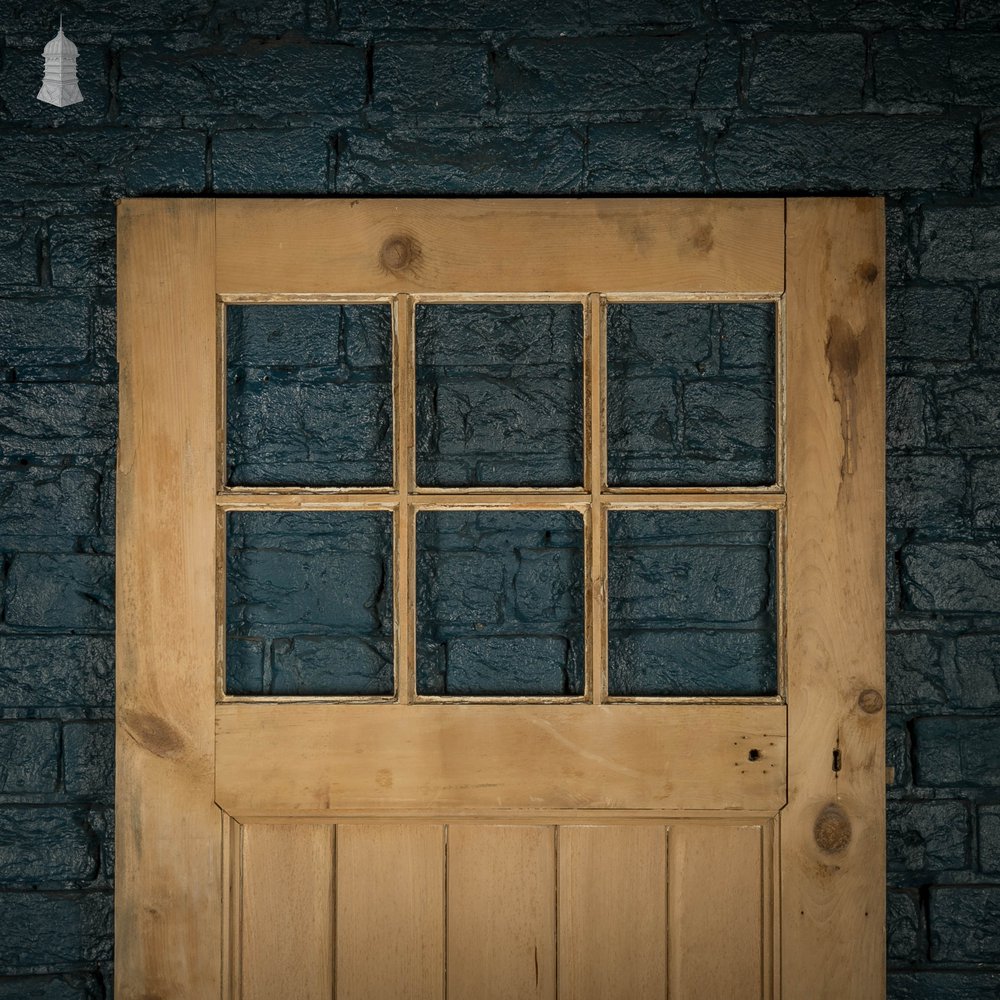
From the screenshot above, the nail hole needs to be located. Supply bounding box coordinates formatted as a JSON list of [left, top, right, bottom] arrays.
[[748, 748, 761, 762]]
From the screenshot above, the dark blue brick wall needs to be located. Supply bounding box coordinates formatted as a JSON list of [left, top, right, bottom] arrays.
[[2, 0, 999, 994]]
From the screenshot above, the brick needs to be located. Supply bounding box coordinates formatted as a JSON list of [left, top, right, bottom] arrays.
[[715, 0, 954, 26], [608, 628, 776, 696], [121, 130, 207, 195], [0, 637, 114, 709], [887, 714, 913, 789], [0, 298, 89, 367], [0, 464, 100, 543], [494, 35, 738, 113], [913, 716, 1000, 787], [920, 206, 1000, 280], [267, 636, 392, 696], [930, 886, 1000, 962], [887, 377, 928, 451], [887, 456, 967, 532], [336, 124, 584, 194], [420, 549, 505, 627], [375, 43, 489, 113], [0, 722, 60, 793], [887, 631, 957, 709], [47, 216, 114, 289], [748, 33, 865, 112], [513, 548, 584, 622], [978, 288, 1000, 367], [972, 458, 1000, 530], [0, 220, 40, 286], [6, 554, 114, 631], [0, 975, 104, 1000], [0, 808, 99, 887], [588, 0, 702, 25], [954, 634, 1000, 710], [585, 120, 706, 192], [887, 286, 972, 361], [0, 383, 117, 458], [119, 43, 366, 117], [875, 31, 1000, 106], [902, 542, 1000, 614], [887, 800, 970, 873], [62, 722, 114, 798], [212, 128, 328, 194], [0, 892, 111, 974], [444, 636, 572, 695], [887, 889, 923, 963], [715, 117, 973, 192], [980, 804, 1000, 874], [983, 116, 1000, 188], [888, 972, 1000, 1000], [929, 374, 1000, 449], [338, 0, 588, 30]]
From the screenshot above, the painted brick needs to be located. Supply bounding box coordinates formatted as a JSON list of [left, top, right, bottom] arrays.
[[887, 631, 957, 709], [119, 44, 366, 117], [0, 220, 40, 287], [0, 298, 89, 367], [0, 464, 100, 543], [585, 120, 706, 192], [62, 723, 114, 798], [0, 637, 114, 709], [887, 800, 970, 873], [494, 35, 738, 112], [714, 118, 973, 192], [0, 892, 112, 974], [972, 458, 1000, 530], [0, 808, 99, 887], [983, 116, 1000, 188], [444, 636, 572, 695], [920, 206, 1000, 280], [714, 0, 954, 26], [913, 716, 1000, 787], [902, 542, 1000, 615], [335, 124, 584, 193], [588, 0, 703, 25], [929, 886, 1000, 962], [929, 374, 1000, 449], [875, 31, 1000, 106], [980, 804, 1000, 874], [212, 128, 328, 194], [888, 972, 1000, 1000], [887, 889, 923, 963], [0, 722, 60, 794], [0, 975, 103, 1000], [978, 288, 1000, 367], [375, 43, 489, 113], [268, 637, 392, 696], [887, 286, 972, 361], [954, 634, 1000, 710], [886, 456, 967, 532], [48, 216, 115, 289], [748, 33, 865, 112], [121, 130, 207, 195], [338, 0, 588, 30], [887, 714, 913, 790], [0, 384, 115, 459], [6, 554, 114, 632]]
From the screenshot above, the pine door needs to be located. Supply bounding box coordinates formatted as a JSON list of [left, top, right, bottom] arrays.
[[116, 197, 885, 999]]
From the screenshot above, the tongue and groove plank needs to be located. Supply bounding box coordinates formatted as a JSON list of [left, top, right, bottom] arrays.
[[215, 198, 786, 296]]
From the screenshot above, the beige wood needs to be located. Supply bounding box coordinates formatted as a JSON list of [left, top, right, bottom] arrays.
[[240, 824, 334, 1000], [115, 199, 222, 999], [448, 824, 557, 1000], [336, 823, 445, 1000], [558, 824, 667, 1000], [394, 294, 416, 702], [669, 823, 766, 1000], [216, 703, 786, 815], [782, 198, 886, 998], [216, 198, 785, 295]]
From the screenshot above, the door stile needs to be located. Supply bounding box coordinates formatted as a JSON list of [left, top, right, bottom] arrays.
[[781, 198, 886, 998]]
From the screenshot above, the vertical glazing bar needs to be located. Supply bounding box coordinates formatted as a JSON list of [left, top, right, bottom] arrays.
[[393, 294, 415, 703], [587, 292, 607, 704]]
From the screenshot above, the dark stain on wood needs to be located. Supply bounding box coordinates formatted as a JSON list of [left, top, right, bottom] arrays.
[[689, 222, 715, 253], [857, 260, 879, 284], [825, 315, 864, 480], [814, 803, 852, 854], [122, 709, 186, 760]]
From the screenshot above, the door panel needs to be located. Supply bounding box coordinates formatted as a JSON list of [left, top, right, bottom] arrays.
[[117, 197, 885, 999]]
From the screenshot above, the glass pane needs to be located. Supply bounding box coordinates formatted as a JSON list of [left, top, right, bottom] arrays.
[[416, 510, 585, 696], [226, 511, 393, 695], [227, 303, 393, 487], [606, 302, 776, 486], [415, 303, 583, 487], [607, 510, 777, 696]]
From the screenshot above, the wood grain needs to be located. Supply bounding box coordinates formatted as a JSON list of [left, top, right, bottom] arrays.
[[240, 824, 334, 1000], [336, 823, 445, 1000], [216, 198, 785, 294], [558, 825, 667, 1000], [115, 199, 222, 999], [215, 703, 787, 815], [447, 825, 556, 999], [782, 197, 886, 998]]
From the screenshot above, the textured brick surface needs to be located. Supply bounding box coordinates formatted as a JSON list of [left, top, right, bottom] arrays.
[[1, 1, 1000, 991], [416, 511, 584, 695], [226, 511, 393, 695]]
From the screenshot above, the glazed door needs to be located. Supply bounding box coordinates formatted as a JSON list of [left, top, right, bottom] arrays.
[[116, 198, 886, 999]]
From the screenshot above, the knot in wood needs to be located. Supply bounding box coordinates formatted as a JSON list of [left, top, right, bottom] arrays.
[[858, 688, 884, 714], [814, 803, 852, 854], [379, 233, 420, 274]]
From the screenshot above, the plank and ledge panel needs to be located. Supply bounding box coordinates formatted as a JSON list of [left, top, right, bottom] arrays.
[[215, 703, 786, 815]]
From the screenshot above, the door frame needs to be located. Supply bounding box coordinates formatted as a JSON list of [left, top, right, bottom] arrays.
[[116, 197, 885, 999]]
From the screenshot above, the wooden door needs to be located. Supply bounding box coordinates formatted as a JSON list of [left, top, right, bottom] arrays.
[[116, 198, 885, 999]]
